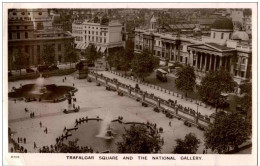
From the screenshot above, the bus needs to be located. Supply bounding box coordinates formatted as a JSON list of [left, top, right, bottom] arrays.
[[156, 69, 168, 82]]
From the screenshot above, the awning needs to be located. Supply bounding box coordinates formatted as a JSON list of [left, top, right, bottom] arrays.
[[82, 43, 89, 49], [96, 46, 101, 52], [79, 43, 84, 49], [100, 47, 107, 53], [75, 43, 80, 49]]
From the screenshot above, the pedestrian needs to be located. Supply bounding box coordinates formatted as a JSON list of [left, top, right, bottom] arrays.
[[34, 142, 37, 149], [45, 127, 48, 134], [73, 104, 75, 109], [203, 149, 205, 154], [40, 121, 42, 128], [169, 121, 171, 126], [17, 137, 20, 143], [32, 112, 35, 118], [24, 138, 26, 144], [73, 83, 75, 87], [62, 79, 64, 82]]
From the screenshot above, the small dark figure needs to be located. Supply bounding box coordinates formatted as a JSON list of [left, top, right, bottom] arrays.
[[32, 112, 35, 118], [203, 149, 205, 154], [169, 121, 171, 126], [45, 128, 48, 134], [73, 83, 75, 87], [40, 121, 42, 128], [34, 142, 37, 149], [24, 138, 26, 144], [24, 149, 27, 153], [62, 79, 64, 82], [17, 137, 20, 143]]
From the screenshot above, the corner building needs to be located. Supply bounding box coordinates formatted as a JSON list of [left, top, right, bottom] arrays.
[[8, 9, 74, 66], [72, 20, 125, 54]]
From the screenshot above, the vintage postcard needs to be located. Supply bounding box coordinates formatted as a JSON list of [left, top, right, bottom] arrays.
[[2, 2, 257, 166]]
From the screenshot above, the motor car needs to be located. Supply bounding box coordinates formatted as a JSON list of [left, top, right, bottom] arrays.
[[49, 64, 59, 71], [26, 68, 35, 73], [37, 65, 49, 72]]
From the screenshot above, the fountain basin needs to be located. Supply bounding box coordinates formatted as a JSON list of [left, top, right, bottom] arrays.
[[8, 84, 76, 102]]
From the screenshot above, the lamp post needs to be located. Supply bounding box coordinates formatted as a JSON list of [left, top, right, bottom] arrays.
[[196, 101, 199, 124]]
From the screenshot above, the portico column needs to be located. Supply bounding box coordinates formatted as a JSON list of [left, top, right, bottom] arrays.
[[190, 50, 193, 66], [195, 51, 198, 69], [204, 53, 208, 71], [209, 54, 212, 71], [219, 57, 223, 70], [214, 55, 217, 71], [200, 53, 203, 70]]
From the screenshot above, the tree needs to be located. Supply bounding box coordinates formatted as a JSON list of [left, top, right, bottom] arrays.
[[64, 42, 79, 68], [85, 44, 98, 64], [204, 112, 250, 153], [131, 49, 159, 81], [42, 44, 55, 66], [173, 133, 200, 154], [12, 49, 29, 76], [198, 70, 237, 112], [175, 65, 196, 97], [101, 15, 109, 25], [236, 82, 252, 128], [94, 16, 99, 23], [117, 125, 163, 153]]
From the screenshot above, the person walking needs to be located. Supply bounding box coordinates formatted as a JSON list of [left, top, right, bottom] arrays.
[[34, 142, 37, 149], [40, 121, 42, 128], [24, 138, 26, 144], [32, 112, 35, 118], [169, 121, 171, 126], [45, 127, 48, 134]]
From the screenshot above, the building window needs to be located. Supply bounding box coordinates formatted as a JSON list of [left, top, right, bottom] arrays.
[[159, 41, 160, 46], [92, 31, 94, 35], [96, 37, 98, 41], [104, 38, 106, 43], [38, 12, 42, 15], [22, 12, 25, 15], [13, 12, 17, 15], [96, 32, 98, 35], [92, 36, 94, 41], [100, 32, 102, 35], [25, 26, 27, 29], [17, 33, 20, 39], [221, 33, 224, 39], [37, 45, 40, 53], [16, 26, 19, 30], [25, 32, 28, 38], [213, 32, 216, 38], [25, 45, 29, 53], [88, 31, 90, 34], [58, 44, 61, 51], [100, 38, 102, 43], [28, 12, 30, 15], [9, 32, 12, 40]]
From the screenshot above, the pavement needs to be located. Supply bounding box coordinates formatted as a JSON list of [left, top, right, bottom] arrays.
[[8, 72, 210, 154], [97, 70, 215, 117]]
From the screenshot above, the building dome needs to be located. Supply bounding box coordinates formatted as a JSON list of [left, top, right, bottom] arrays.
[[150, 15, 157, 23], [211, 18, 233, 30], [231, 31, 249, 41]]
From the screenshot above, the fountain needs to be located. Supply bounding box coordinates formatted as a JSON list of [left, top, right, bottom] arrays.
[[31, 74, 47, 95], [8, 74, 76, 102], [96, 110, 115, 139]]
